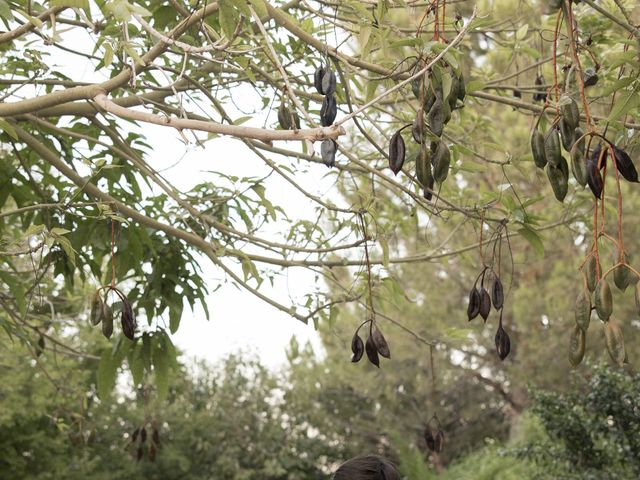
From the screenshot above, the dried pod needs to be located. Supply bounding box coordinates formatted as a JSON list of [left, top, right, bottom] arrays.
[[121, 297, 137, 341], [590, 143, 608, 170], [365, 335, 380, 368], [371, 325, 391, 359], [546, 160, 568, 202], [457, 72, 466, 101], [432, 140, 450, 184], [320, 94, 337, 126], [586, 158, 603, 199], [388, 129, 406, 175], [351, 331, 364, 363], [148, 443, 157, 462], [570, 136, 588, 187], [560, 95, 580, 129], [412, 110, 424, 144], [594, 279, 613, 321], [321, 68, 337, 96], [131, 427, 140, 442], [533, 75, 546, 102], [277, 101, 300, 130], [583, 67, 598, 87], [415, 146, 432, 189], [613, 252, 630, 292], [544, 127, 562, 167], [101, 302, 114, 339], [136, 445, 144, 462], [427, 93, 445, 137], [479, 287, 491, 322], [467, 286, 481, 321], [585, 255, 598, 293], [604, 319, 626, 367], [314, 65, 327, 94], [447, 75, 460, 109], [612, 145, 638, 183], [494, 318, 511, 361], [422, 173, 435, 201], [531, 129, 547, 169], [35, 335, 45, 357], [90, 291, 103, 326], [574, 288, 591, 331], [491, 276, 504, 310], [559, 117, 575, 152], [424, 427, 444, 453], [320, 139, 337, 168], [568, 325, 586, 367]]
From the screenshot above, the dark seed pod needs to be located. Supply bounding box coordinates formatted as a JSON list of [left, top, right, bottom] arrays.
[[513, 89, 522, 99], [140, 427, 147, 443], [388, 129, 406, 175], [365, 335, 380, 368], [467, 286, 481, 321], [612, 145, 638, 183], [422, 172, 435, 201], [583, 67, 598, 87], [574, 288, 591, 331], [351, 331, 364, 363], [416, 146, 432, 188], [427, 93, 445, 137], [613, 252, 630, 292], [479, 287, 491, 321], [35, 335, 45, 357], [594, 279, 613, 321], [277, 101, 300, 130], [546, 160, 568, 202], [101, 302, 114, 339], [314, 65, 326, 94], [491, 276, 504, 310], [531, 129, 547, 169], [412, 110, 424, 144], [121, 297, 136, 341], [432, 140, 450, 184], [544, 126, 562, 167], [136, 445, 144, 462], [586, 158, 603, 199], [132, 427, 140, 442], [149, 443, 157, 462], [533, 75, 546, 102], [320, 139, 337, 168], [321, 68, 336, 96], [90, 291, 103, 326], [568, 324, 586, 367], [604, 319, 626, 367], [425, 427, 445, 453], [589, 143, 608, 170], [570, 138, 588, 187], [495, 318, 511, 360], [152, 427, 160, 445], [585, 255, 598, 293], [371, 325, 391, 359], [320, 94, 337, 126], [559, 117, 575, 152], [448, 75, 460, 109], [457, 72, 466, 102], [560, 96, 580, 129]]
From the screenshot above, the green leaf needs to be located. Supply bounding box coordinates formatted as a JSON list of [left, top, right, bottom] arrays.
[[518, 227, 544, 257], [50, 0, 90, 8], [465, 80, 485, 94], [248, 0, 267, 18], [607, 89, 640, 123], [219, 0, 240, 39], [128, 344, 145, 386], [152, 341, 170, 401], [97, 349, 119, 399], [0, 118, 17, 140]]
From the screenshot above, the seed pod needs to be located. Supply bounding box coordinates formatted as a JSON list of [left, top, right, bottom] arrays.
[[140, 427, 147, 443], [612, 145, 638, 183], [416, 145, 432, 189], [152, 427, 160, 445], [570, 140, 588, 187], [560, 95, 580, 129], [422, 173, 435, 201], [90, 291, 103, 326], [590, 143, 608, 170], [321, 68, 337, 96], [371, 325, 391, 359], [425, 427, 445, 453], [422, 83, 437, 112], [136, 445, 144, 462], [533, 75, 546, 102], [574, 288, 591, 331], [121, 297, 136, 341], [320, 94, 337, 126], [613, 253, 630, 292], [494, 318, 511, 361], [531, 129, 547, 169], [583, 67, 598, 87], [544, 127, 562, 167], [604, 319, 626, 367], [491, 276, 504, 310], [427, 93, 445, 137], [101, 302, 114, 339], [479, 287, 491, 322], [314, 65, 327, 94], [412, 110, 424, 144], [594, 279, 613, 321], [411, 76, 423, 102], [388, 129, 406, 175], [568, 325, 586, 367], [277, 101, 300, 130], [432, 140, 450, 184], [513, 89, 522, 99], [586, 158, 603, 199], [365, 335, 380, 368], [546, 161, 568, 202], [149, 443, 157, 462], [573, 127, 585, 153], [467, 286, 481, 321], [457, 72, 466, 102], [585, 255, 598, 293], [320, 139, 337, 168], [559, 117, 575, 152], [448, 75, 460, 109], [351, 331, 364, 363], [132, 427, 140, 442], [35, 335, 45, 357]]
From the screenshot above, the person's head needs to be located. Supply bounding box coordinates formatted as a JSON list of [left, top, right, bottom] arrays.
[[332, 454, 401, 480]]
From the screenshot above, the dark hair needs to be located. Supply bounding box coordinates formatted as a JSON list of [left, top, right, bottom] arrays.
[[332, 455, 401, 480]]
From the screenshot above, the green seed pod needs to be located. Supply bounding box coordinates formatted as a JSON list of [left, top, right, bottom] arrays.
[[432, 140, 451, 183], [531, 129, 547, 168], [427, 93, 445, 137], [574, 288, 591, 331], [604, 319, 626, 367], [568, 325, 586, 367], [594, 279, 613, 321], [559, 117, 575, 152], [448, 75, 460, 109], [613, 252, 630, 292], [90, 291, 103, 326], [546, 158, 568, 202], [585, 255, 598, 293], [544, 126, 562, 167], [560, 95, 580, 129], [570, 140, 588, 187], [415, 146, 432, 189], [102, 303, 114, 339]]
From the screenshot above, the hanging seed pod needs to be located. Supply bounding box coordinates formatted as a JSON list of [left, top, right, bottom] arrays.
[[411, 76, 423, 102], [594, 279, 613, 321], [365, 335, 380, 368], [574, 288, 591, 331], [613, 252, 630, 292], [457, 71, 466, 102], [320, 94, 337, 126], [321, 68, 337, 96], [583, 67, 598, 87], [491, 276, 504, 310], [533, 75, 546, 102], [604, 319, 626, 367], [371, 325, 391, 359], [560, 95, 580, 129], [422, 173, 435, 201], [277, 101, 300, 130], [479, 287, 491, 322], [152, 427, 160, 445], [433, 429, 444, 453], [388, 129, 406, 175], [559, 117, 575, 152], [586, 158, 603, 199], [590, 143, 608, 170], [568, 324, 586, 367], [612, 145, 639, 183], [90, 291, 103, 326], [544, 127, 562, 167], [121, 297, 136, 340], [35, 335, 45, 357], [412, 110, 424, 144], [351, 331, 364, 363], [467, 286, 481, 321], [570, 141, 588, 187], [101, 302, 114, 339], [131, 427, 140, 442], [585, 255, 598, 293], [320, 139, 337, 168], [531, 129, 547, 169], [546, 160, 568, 202], [448, 75, 460, 109], [140, 427, 147, 443], [427, 92, 445, 137], [314, 65, 327, 94], [494, 318, 511, 361], [136, 445, 144, 462], [432, 140, 450, 183], [416, 145, 432, 188]]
